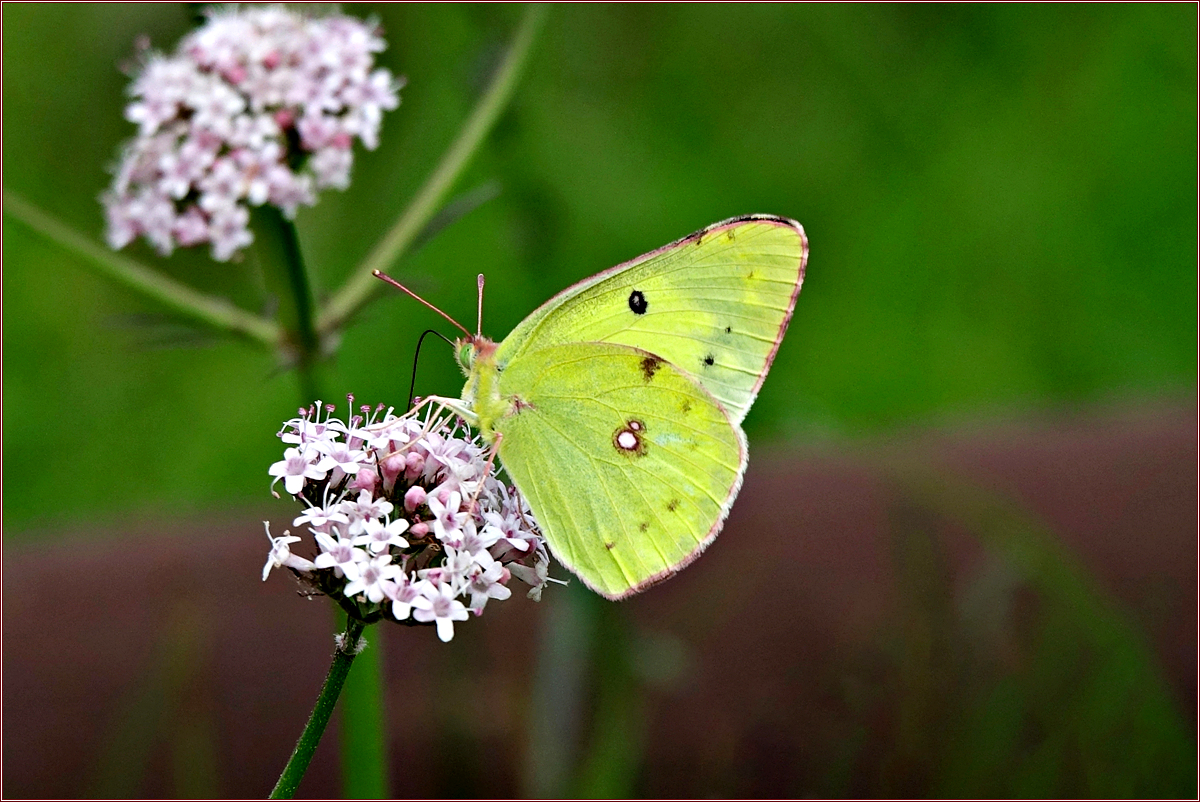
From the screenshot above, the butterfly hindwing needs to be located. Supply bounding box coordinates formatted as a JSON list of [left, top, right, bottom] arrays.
[[492, 341, 746, 599], [494, 215, 807, 424]]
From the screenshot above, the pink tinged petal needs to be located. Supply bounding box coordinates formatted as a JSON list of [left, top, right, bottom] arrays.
[[323, 442, 367, 473], [270, 446, 324, 494], [412, 599, 433, 619], [389, 578, 425, 621], [467, 563, 511, 611], [352, 554, 402, 602], [173, 208, 210, 246], [283, 554, 315, 574], [313, 533, 366, 579], [310, 147, 353, 190], [103, 198, 140, 250], [293, 503, 348, 530], [209, 204, 254, 261], [263, 549, 281, 581], [297, 113, 337, 150], [262, 523, 303, 580]]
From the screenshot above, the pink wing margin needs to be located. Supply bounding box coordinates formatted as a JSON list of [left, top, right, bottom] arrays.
[[701, 216, 809, 405], [604, 408, 749, 601]]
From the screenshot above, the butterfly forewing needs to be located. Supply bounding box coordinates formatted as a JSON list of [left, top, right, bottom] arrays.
[[493, 342, 746, 599], [495, 215, 807, 424]]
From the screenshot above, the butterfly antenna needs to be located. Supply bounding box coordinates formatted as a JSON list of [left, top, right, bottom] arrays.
[[476, 273, 485, 336], [408, 329, 455, 408], [373, 270, 471, 337]]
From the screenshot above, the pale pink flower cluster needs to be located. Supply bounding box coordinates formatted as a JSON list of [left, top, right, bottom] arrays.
[[266, 398, 551, 642], [102, 5, 402, 261]]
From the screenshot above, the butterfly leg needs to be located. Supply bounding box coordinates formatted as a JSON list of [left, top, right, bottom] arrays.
[[464, 430, 503, 516], [365, 398, 479, 496], [419, 394, 479, 428]]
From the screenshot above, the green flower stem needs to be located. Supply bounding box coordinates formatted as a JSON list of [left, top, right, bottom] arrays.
[[316, 2, 549, 336], [270, 618, 367, 799], [252, 206, 323, 402], [337, 619, 389, 798], [2, 189, 281, 348]]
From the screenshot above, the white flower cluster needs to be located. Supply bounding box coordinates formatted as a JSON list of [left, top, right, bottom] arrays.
[[266, 398, 552, 642], [102, 5, 402, 261]]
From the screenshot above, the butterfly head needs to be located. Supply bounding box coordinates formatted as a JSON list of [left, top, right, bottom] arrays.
[[455, 334, 499, 376], [457, 334, 507, 435]]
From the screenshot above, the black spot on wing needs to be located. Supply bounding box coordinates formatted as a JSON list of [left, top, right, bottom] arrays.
[[667, 498, 680, 512], [638, 522, 649, 532], [680, 399, 692, 414], [605, 541, 615, 550], [703, 354, 715, 367], [640, 356, 661, 382], [628, 289, 648, 315], [724, 326, 732, 334]]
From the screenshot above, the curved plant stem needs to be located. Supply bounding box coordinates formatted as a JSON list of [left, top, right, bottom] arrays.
[[270, 619, 367, 799], [316, 2, 549, 336], [3, 190, 281, 348]]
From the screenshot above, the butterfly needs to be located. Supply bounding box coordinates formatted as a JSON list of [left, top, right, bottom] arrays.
[[384, 215, 807, 599]]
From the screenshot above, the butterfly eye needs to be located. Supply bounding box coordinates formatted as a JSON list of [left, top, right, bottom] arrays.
[[456, 343, 474, 371]]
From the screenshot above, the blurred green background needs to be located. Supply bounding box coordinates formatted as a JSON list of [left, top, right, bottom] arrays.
[[3, 3, 1195, 799]]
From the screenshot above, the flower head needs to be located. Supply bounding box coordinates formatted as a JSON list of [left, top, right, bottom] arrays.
[[264, 396, 553, 641], [102, 5, 403, 261]]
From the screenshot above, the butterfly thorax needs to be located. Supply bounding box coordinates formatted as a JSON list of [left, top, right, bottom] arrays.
[[458, 335, 509, 442]]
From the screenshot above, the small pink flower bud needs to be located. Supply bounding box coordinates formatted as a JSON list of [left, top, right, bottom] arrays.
[[404, 451, 424, 480], [349, 467, 378, 493], [331, 131, 352, 149], [274, 108, 295, 129], [410, 521, 429, 537], [381, 451, 405, 485], [263, 50, 281, 69], [404, 486, 426, 512]]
